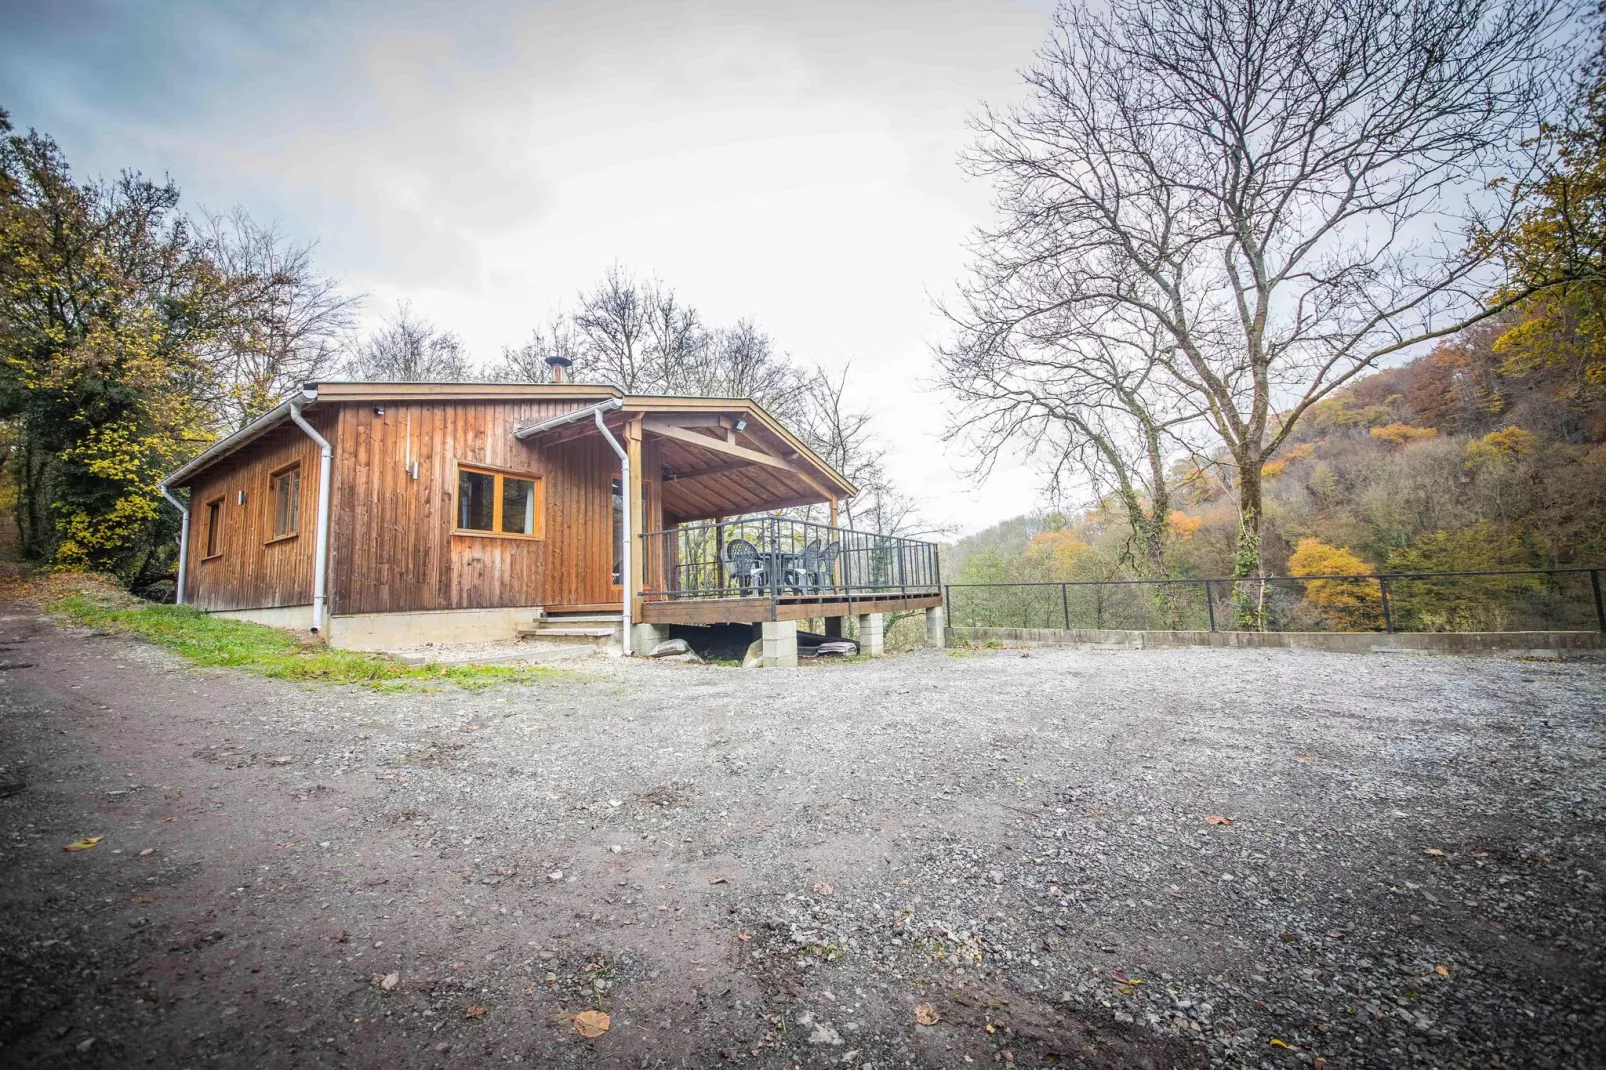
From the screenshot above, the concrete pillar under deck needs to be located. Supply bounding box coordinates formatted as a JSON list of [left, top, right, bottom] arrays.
[[761, 620, 798, 668], [856, 612, 885, 657], [630, 622, 670, 654], [926, 606, 946, 648]]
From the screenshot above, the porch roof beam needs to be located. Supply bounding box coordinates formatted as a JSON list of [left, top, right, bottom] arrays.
[[643, 418, 840, 501]]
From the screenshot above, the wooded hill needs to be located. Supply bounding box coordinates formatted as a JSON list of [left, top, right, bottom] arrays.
[[948, 317, 1606, 631]]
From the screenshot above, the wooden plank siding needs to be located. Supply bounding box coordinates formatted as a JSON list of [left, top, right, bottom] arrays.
[[329, 397, 634, 616], [183, 409, 335, 612]]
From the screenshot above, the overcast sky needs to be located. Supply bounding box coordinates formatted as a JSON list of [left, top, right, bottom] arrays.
[[1, 0, 1060, 536]]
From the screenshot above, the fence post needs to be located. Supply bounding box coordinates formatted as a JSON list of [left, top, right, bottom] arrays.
[[1061, 583, 1070, 630], [1203, 580, 1217, 632], [1378, 575, 1394, 633], [1592, 569, 1605, 633]]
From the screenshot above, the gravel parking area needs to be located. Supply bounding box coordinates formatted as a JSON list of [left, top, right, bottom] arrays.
[[1, 610, 1603, 1069]]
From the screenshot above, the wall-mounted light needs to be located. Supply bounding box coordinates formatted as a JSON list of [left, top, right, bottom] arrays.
[[373, 406, 386, 417], [237, 490, 247, 505], [733, 418, 747, 432]]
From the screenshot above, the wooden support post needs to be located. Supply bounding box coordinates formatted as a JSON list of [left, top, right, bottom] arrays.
[[828, 498, 841, 590], [714, 515, 726, 594]]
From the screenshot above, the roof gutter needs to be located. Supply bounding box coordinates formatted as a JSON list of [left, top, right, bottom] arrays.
[[512, 397, 624, 440], [161, 388, 316, 488]]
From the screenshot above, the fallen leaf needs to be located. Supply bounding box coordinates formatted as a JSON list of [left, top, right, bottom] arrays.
[[1269, 1037, 1292, 1049], [464, 1004, 488, 1020], [573, 1009, 610, 1038], [1314, 1059, 1332, 1070], [813, 881, 834, 897], [1424, 848, 1447, 857], [1205, 815, 1234, 826], [709, 875, 728, 885], [1435, 965, 1450, 978], [138, 848, 154, 857], [373, 972, 399, 991], [913, 1002, 941, 1026], [737, 932, 752, 942], [64, 836, 103, 852], [1295, 754, 1312, 761]]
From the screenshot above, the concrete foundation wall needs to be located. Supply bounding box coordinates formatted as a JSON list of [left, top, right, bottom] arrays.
[[322, 605, 544, 651], [212, 605, 315, 631], [947, 626, 1606, 656]]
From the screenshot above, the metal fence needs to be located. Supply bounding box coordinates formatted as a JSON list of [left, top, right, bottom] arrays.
[[639, 516, 941, 603], [945, 568, 1606, 634]]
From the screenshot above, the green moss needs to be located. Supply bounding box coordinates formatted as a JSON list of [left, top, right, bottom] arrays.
[[51, 595, 563, 691]]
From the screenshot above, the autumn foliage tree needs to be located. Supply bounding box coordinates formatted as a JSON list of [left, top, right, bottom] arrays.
[[0, 112, 224, 584], [1287, 538, 1383, 631]]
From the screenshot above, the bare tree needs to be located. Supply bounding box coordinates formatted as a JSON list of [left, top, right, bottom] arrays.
[[957, 0, 1570, 624], [939, 309, 1193, 578], [482, 314, 584, 383], [200, 207, 358, 426], [572, 263, 652, 389], [345, 301, 474, 382]]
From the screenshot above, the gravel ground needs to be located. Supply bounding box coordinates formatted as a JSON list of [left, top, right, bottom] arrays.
[[1, 608, 1603, 1069]]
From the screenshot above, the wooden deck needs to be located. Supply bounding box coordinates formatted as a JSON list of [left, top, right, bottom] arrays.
[[638, 591, 942, 625]]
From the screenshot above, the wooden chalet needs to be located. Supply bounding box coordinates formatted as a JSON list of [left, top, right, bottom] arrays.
[[159, 379, 943, 665]]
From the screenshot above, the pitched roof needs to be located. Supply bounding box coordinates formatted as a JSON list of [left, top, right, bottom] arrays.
[[161, 382, 855, 501]]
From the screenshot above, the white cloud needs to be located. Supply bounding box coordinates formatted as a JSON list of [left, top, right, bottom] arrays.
[[1, 0, 1057, 534]]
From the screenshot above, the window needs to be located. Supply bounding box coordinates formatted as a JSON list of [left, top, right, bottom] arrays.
[[611, 478, 623, 585], [455, 464, 542, 538], [203, 497, 223, 559], [269, 463, 300, 540]]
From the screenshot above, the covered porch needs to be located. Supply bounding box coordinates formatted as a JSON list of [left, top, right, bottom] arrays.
[[513, 397, 943, 663]]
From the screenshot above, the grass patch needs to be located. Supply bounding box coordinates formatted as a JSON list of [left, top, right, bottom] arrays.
[[52, 594, 563, 691]]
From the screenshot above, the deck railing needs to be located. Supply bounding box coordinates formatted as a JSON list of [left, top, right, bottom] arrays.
[[639, 516, 941, 604]]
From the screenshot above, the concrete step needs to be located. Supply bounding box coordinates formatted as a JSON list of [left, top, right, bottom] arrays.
[[516, 625, 617, 639]]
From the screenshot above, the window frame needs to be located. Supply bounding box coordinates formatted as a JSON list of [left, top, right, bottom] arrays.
[[452, 461, 544, 541], [201, 496, 224, 561], [266, 462, 301, 544]]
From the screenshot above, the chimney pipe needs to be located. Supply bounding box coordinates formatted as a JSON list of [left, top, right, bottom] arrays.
[[545, 354, 572, 384]]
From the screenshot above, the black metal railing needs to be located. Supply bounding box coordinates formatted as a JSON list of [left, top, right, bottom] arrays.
[[639, 516, 941, 605], [945, 567, 1606, 634]]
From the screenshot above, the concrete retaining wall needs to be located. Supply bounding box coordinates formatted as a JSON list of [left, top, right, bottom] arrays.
[[212, 604, 552, 651], [946, 626, 1606, 656]]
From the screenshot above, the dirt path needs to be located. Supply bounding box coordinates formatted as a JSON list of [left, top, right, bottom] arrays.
[[1, 610, 1602, 1069]]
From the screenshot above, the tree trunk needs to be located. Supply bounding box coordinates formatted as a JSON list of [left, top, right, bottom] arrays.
[[1232, 464, 1265, 630]]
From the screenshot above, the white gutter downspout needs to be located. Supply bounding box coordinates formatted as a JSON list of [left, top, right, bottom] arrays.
[[593, 409, 633, 657], [289, 403, 333, 634], [158, 485, 189, 605]]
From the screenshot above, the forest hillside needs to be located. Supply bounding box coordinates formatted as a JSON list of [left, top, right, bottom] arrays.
[[947, 317, 1606, 632]]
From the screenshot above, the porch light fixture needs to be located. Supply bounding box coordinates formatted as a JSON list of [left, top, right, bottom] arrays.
[[733, 418, 747, 432]]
